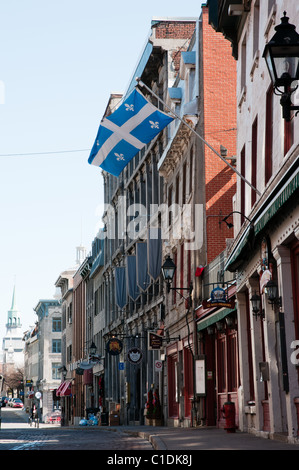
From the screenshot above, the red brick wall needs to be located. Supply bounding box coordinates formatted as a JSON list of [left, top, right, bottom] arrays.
[[202, 6, 237, 264], [155, 21, 195, 39], [154, 21, 196, 73]]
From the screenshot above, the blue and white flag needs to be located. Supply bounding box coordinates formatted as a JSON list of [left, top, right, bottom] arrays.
[[88, 88, 174, 177]]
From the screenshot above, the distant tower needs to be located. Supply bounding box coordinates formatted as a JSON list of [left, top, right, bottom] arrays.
[[6, 285, 22, 328], [76, 245, 86, 265], [2, 286, 24, 368]]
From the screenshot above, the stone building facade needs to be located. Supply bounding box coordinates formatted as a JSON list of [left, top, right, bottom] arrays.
[[206, 0, 299, 442]]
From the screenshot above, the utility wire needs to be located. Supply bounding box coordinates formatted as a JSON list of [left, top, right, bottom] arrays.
[[0, 149, 91, 157]]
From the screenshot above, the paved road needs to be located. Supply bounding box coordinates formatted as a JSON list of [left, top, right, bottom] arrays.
[[0, 407, 153, 451], [2, 406, 299, 455]]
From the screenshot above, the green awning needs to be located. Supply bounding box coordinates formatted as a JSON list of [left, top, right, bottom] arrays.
[[254, 168, 299, 235], [225, 164, 299, 272], [224, 225, 252, 271], [197, 307, 236, 332]]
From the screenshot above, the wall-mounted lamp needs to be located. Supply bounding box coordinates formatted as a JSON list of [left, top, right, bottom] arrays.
[[220, 145, 237, 166], [263, 11, 299, 121], [89, 341, 97, 355], [222, 211, 253, 229], [265, 280, 282, 309], [161, 255, 193, 298], [161, 255, 176, 290], [250, 291, 265, 320]]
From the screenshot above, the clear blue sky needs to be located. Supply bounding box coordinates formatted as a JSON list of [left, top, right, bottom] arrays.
[[0, 0, 201, 340]]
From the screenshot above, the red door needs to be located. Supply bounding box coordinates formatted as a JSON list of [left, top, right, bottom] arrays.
[[216, 327, 239, 429]]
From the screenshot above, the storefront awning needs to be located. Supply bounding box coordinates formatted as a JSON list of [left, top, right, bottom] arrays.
[[197, 307, 236, 332], [224, 224, 253, 272], [254, 166, 299, 236], [225, 162, 299, 272], [55, 381, 65, 397], [59, 381, 72, 397]]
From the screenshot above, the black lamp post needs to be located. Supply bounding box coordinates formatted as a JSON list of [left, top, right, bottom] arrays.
[[263, 11, 299, 121]]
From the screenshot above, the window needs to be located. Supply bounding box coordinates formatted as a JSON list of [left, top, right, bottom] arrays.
[[241, 35, 247, 91], [217, 337, 227, 393], [240, 145, 246, 224], [268, 0, 275, 15], [184, 346, 194, 417], [168, 354, 179, 417], [173, 252, 177, 305], [175, 174, 180, 205], [52, 363, 60, 380], [284, 118, 294, 155], [180, 243, 184, 295], [189, 146, 193, 195], [67, 302, 72, 324], [227, 332, 238, 391], [182, 161, 187, 205], [168, 184, 173, 226], [253, 1, 260, 58], [265, 85, 273, 185], [251, 116, 258, 207], [52, 318, 61, 332], [52, 339, 61, 354]]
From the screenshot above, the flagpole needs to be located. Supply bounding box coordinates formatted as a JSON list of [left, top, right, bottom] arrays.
[[136, 77, 261, 196]]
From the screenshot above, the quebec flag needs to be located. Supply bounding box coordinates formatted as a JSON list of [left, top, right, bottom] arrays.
[[88, 88, 174, 177]]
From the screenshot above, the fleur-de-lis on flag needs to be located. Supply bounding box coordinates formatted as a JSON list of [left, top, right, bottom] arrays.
[[115, 153, 125, 161], [125, 104, 134, 112], [149, 121, 159, 129]]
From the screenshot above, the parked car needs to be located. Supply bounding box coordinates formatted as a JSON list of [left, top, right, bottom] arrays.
[[0, 397, 8, 407], [44, 410, 61, 424], [11, 398, 23, 408]]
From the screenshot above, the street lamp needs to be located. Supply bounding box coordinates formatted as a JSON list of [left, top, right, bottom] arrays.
[[265, 280, 282, 308], [89, 342, 97, 355], [263, 11, 299, 121], [222, 211, 253, 229], [250, 291, 264, 320], [161, 255, 193, 297], [161, 255, 176, 291]]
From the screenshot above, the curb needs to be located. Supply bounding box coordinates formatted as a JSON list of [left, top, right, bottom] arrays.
[[124, 430, 167, 450]]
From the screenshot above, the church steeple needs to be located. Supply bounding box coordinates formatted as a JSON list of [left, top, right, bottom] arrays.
[[10, 285, 17, 310], [6, 285, 22, 328]]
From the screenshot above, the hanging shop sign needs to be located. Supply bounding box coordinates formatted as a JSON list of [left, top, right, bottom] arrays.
[[127, 347, 143, 365], [148, 331, 163, 350], [202, 285, 235, 309], [106, 337, 123, 356]]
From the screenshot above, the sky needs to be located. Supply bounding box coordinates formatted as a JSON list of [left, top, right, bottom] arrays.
[[0, 0, 202, 342]]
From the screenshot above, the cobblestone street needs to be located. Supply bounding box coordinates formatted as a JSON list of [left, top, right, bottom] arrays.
[[0, 408, 153, 451]]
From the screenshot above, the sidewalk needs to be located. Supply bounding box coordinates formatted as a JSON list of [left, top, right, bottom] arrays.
[[111, 424, 299, 451]]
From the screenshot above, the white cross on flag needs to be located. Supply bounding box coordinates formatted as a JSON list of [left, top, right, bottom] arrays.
[[88, 88, 174, 177]]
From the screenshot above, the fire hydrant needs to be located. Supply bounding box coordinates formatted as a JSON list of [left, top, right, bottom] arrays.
[[222, 401, 236, 433]]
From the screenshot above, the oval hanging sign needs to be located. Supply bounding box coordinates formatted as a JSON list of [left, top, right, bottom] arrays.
[[106, 337, 123, 356], [127, 347, 143, 364]]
